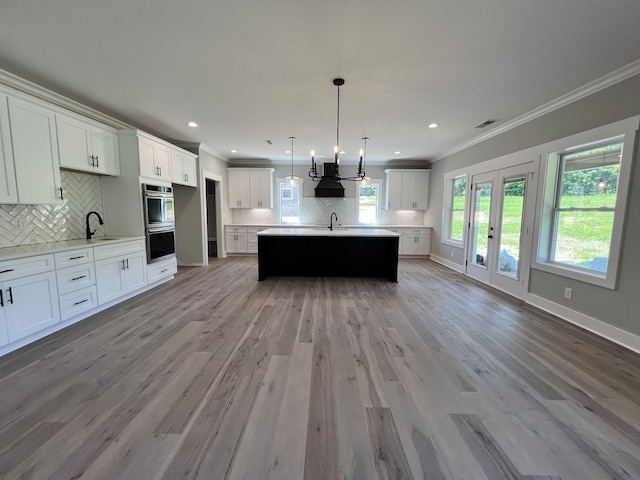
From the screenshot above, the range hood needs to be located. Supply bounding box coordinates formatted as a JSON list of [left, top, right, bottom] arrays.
[[314, 163, 345, 198]]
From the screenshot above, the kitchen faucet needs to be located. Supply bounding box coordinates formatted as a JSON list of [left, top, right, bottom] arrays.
[[329, 212, 338, 231], [86, 211, 104, 240]]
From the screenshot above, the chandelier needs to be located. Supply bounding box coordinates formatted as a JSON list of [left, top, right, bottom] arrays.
[[308, 78, 369, 183]]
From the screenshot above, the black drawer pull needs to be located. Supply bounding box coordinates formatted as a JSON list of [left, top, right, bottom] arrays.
[[69, 256, 84, 260], [71, 275, 87, 281], [161, 269, 168, 273], [73, 299, 89, 306], [0, 289, 3, 307], [7, 287, 13, 304], [0, 269, 15, 274]]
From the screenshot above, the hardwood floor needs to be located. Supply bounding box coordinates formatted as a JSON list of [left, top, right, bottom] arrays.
[[1, 257, 639, 479]]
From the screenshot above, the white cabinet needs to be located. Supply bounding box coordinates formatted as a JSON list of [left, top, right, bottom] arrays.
[[247, 227, 262, 254], [0, 255, 59, 344], [147, 257, 177, 284], [171, 150, 197, 187], [0, 94, 17, 203], [228, 170, 251, 208], [139, 136, 172, 181], [396, 227, 431, 255], [228, 168, 274, 208], [249, 170, 274, 208], [56, 113, 120, 176], [95, 240, 147, 305], [4, 96, 63, 204], [384, 169, 430, 210], [225, 226, 248, 253]]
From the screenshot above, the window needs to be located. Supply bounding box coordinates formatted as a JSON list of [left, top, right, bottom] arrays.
[[534, 116, 638, 289], [357, 180, 380, 224], [442, 173, 468, 246], [278, 179, 302, 224]]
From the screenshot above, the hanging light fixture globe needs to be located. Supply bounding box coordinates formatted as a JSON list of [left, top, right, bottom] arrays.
[[286, 136, 299, 186]]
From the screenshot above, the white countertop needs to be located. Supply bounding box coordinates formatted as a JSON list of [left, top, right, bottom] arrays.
[[0, 236, 145, 261], [228, 224, 430, 229], [257, 228, 401, 237]]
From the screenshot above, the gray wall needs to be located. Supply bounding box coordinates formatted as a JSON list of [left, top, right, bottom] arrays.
[[430, 73, 640, 336]]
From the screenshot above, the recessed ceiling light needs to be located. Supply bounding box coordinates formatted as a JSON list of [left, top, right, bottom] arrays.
[[394, 151, 401, 155], [428, 123, 439, 129], [285, 150, 291, 154], [187, 121, 198, 128], [230, 149, 237, 153]]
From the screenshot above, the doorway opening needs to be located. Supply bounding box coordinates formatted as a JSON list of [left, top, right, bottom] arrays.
[[206, 178, 217, 258]]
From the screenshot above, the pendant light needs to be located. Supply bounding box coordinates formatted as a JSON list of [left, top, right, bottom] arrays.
[[286, 136, 299, 185]]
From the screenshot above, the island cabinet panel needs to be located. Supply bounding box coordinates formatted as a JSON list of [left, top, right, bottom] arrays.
[[258, 235, 399, 282]]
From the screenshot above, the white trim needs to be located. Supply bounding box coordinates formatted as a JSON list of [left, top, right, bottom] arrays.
[[201, 170, 225, 262], [436, 59, 640, 161], [0, 68, 132, 129], [526, 293, 640, 355], [429, 254, 465, 273]]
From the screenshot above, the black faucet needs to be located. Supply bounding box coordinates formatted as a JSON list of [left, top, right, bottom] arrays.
[[86, 211, 104, 240], [329, 212, 338, 231]]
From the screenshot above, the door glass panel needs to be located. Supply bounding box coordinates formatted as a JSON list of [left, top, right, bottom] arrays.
[[471, 181, 492, 267], [497, 177, 525, 279]]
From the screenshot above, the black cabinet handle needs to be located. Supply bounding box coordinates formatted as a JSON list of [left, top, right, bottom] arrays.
[[0, 269, 14, 274], [126, 258, 130, 269], [0, 289, 3, 307], [95, 155, 99, 167], [121, 259, 126, 270], [71, 275, 87, 281], [69, 256, 84, 260], [161, 269, 168, 273], [73, 299, 89, 306], [7, 287, 13, 304], [58, 187, 64, 200]]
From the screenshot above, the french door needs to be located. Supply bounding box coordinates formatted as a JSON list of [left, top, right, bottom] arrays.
[[466, 163, 536, 298]]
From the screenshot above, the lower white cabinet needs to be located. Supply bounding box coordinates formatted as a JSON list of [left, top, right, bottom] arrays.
[[225, 226, 248, 254], [59, 285, 98, 321], [400, 228, 431, 256], [95, 250, 147, 305], [1, 270, 60, 343], [147, 257, 177, 284], [247, 227, 262, 253]]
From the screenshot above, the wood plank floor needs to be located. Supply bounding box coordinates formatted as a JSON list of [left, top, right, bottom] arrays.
[[1, 257, 639, 479]]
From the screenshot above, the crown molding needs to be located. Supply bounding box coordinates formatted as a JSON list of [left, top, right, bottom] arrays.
[[435, 59, 640, 161], [175, 142, 230, 162], [0, 69, 133, 129]]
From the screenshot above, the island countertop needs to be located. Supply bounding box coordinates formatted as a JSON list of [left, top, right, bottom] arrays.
[[256, 227, 401, 237]]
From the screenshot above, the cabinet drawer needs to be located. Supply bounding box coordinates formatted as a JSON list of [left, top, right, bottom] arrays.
[[147, 257, 177, 284], [59, 285, 98, 321], [0, 254, 55, 282], [94, 239, 145, 261], [54, 248, 94, 268], [56, 263, 96, 295], [403, 228, 430, 236], [226, 226, 248, 234]]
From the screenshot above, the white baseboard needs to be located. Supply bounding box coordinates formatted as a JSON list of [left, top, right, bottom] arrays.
[[429, 254, 465, 273], [525, 294, 640, 355]]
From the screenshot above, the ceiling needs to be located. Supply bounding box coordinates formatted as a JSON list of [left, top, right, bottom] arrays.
[[1, 0, 640, 166]]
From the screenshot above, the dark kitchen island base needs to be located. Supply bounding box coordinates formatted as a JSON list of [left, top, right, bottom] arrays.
[[258, 234, 399, 282]]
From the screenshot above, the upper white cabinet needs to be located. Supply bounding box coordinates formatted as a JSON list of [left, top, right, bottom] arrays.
[[139, 136, 172, 181], [56, 113, 120, 176], [4, 96, 63, 204], [0, 94, 17, 204], [228, 168, 274, 208], [171, 149, 197, 187], [384, 169, 430, 210]]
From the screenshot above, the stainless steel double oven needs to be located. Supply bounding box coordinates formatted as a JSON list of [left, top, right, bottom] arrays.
[[142, 184, 176, 264]]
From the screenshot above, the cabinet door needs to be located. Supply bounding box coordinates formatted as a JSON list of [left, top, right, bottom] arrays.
[[250, 170, 273, 208], [181, 155, 197, 186], [385, 171, 403, 210], [56, 113, 93, 172], [225, 233, 248, 253], [171, 151, 185, 185], [155, 143, 172, 181], [401, 172, 418, 209], [95, 256, 127, 305], [413, 171, 429, 210], [416, 235, 431, 255], [123, 251, 147, 293], [138, 137, 157, 178], [7, 97, 62, 204], [3, 271, 60, 342], [228, 170, 250, 208], [91, 126, 120, 176], [171, 151, 196, 186], [0, 311, 8, 347], [0, 94, 17, 203]]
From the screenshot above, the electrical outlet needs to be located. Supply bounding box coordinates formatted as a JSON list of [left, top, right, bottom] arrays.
[[564, 287, 573, 299]]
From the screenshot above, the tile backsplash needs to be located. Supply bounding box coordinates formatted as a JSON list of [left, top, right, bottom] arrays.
[[231, 197, 425, 226], [0, 171, 104, 248]]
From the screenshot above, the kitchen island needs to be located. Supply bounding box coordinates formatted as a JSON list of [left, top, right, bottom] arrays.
[[257, 228, 400, 281]]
